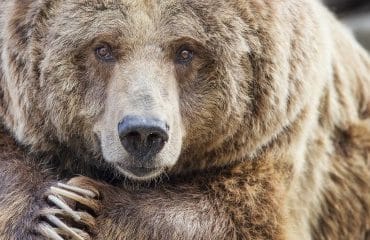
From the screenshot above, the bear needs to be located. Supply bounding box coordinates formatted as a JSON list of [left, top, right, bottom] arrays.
[[0, 0, 370, 239]]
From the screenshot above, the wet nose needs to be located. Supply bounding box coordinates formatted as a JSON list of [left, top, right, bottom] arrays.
[[118, 116, 169, 159]]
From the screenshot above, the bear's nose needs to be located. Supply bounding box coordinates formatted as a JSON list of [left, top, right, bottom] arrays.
[[118, 116, 169, 160]]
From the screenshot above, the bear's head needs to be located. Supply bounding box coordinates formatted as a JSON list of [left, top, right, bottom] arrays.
[[1, 0, 330, 180]]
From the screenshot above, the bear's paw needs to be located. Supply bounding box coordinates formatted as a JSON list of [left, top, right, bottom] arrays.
[[37, 177, 101, 240]]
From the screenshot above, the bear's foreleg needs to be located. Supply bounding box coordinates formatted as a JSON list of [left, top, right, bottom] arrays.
[[45, 160, 286, 240]]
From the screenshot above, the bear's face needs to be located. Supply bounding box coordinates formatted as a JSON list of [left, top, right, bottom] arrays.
[[2, 0, 326, 180], [33, 0, 251, 180]]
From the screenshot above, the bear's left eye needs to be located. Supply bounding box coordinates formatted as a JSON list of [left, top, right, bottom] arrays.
[[175, 46, 194, 64], [95, 43, 115, 62]]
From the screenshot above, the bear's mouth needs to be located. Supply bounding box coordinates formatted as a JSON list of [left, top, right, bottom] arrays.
[[115, 163, 164, 181]]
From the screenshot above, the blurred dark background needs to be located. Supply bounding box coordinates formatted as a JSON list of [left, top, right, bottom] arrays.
[[323, 0, 370, 50]]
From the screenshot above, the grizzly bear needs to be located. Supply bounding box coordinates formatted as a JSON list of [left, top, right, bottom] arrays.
[[0, 0, 370, 239]]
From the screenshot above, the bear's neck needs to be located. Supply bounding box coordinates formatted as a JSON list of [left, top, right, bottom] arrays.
[[284, 19, 370, 238]]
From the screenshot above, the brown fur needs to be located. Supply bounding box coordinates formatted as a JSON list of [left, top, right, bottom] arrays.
[[0, 0, 369, 239]]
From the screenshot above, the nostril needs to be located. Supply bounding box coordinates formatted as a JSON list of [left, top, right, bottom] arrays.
[[148, 131, 168, 143], [122, 131, 142, 152], [126, 131, 141, 140], [147, 133, 159, 144], [146, 132, 168, 151]]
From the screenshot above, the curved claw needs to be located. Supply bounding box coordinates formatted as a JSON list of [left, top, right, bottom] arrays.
[[38, 223, 64, 240], [40, 208, 96, 228], [48, 195, 81, 221], [38, 220, 91, 240], [49, 186, 100, 213], [45, 214, 88, 240], [57, 183, 99, 199]]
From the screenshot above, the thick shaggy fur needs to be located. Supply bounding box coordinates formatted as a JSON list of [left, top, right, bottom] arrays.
[[0, 0, 369, 239]]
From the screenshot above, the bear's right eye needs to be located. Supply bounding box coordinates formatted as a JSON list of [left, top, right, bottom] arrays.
[[95, 43, 115, 62], [175, 46, 194, 65]]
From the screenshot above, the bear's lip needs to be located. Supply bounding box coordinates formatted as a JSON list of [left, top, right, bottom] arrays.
[[115, 164, 164, 180], [126, 166, 161, 177]]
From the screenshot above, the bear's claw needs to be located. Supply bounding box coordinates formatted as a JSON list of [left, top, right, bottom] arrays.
[[37, 181, 100, 240]]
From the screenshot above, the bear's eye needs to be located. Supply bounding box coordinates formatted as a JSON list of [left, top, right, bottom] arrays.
[[175, 46, 194, 64], [95, 43, 115, 62]]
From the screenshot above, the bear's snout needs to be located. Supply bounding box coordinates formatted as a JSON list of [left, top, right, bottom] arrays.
[[118, 116, 169, 161]]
